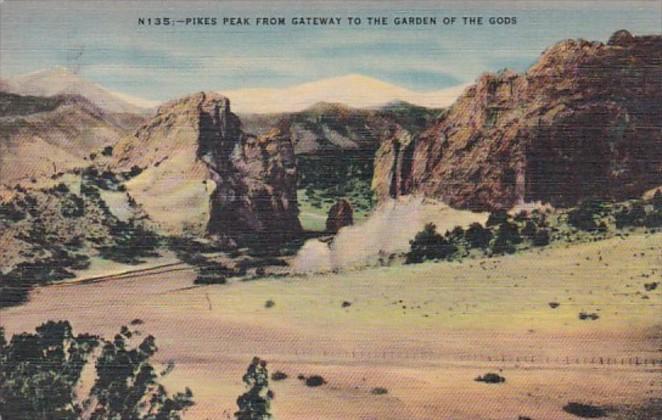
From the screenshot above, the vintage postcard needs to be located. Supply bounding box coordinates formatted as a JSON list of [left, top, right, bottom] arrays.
[[0, 0, 660, 419]]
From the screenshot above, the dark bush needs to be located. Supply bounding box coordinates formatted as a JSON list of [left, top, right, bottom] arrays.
[[0, 249, 87, 309], [371, 387, 388, 395], [101, 145, 114, 156], [486, 210, 509, 227], [464, 222, 493, 249], [271, 371, 288, 381], [644, 282, 658, 291], [568, 199, 607, 232], [0, 202, 26, 222], [497, 221, 522, 244], [562, 402, 607, 418], [304, 375, 326, 387], [60, 194, 85, 218], [98, 221, 161, 264], [125, 165, 143, 179], [532, 229, 550, 247], [578, 312, 599, 321], [474, 373, 506, 384], [406, 223, 457, 264], [615, 203, 646, 229], [521, 221, 537, 239], [193, 262, 230, 285], [52, 182, 70, 194], [491, 235, 516, 255]]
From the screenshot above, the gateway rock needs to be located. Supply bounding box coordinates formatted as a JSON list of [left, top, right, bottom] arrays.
[[374, 32, 662, 210], [112, 92, 301, 244]]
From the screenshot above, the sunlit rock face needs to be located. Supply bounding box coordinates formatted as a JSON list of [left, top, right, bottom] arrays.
[[112, 92, 301, 244]]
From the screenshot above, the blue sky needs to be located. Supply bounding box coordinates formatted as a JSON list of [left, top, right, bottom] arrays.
[[1, 0, 660, 100]]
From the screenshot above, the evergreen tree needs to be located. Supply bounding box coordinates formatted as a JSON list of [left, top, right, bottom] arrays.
[[0, 321, 193, 420], [235, 357, 273, 420]]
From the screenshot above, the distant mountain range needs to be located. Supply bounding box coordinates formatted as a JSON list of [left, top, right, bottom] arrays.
[[1, 67, 158, 114], [1, 68, 468, 115], [221, 74, 469, 113]]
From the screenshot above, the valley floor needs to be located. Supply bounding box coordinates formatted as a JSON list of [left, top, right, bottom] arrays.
[[1, 232, 660, 419]]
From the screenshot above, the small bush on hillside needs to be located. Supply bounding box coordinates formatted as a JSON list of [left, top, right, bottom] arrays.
[[486, 210, 509, 227], [532, 228, 550, 246], [98, 221, 160, 264], [474, 373, 506, 384], [567, 198, 608, 232], [491, 235, 516, 255], [0, 202, 25, 222], [406, 223, 458, 264], [464, 222, 493, 249], [271, 371, 288, 381], [304, 375, 326, 387], [489, 221, 522, 255], [520, 221, 538, 240], [60, 194, 85, 218], [51, 182, 70, 194], [193, 262, 231, 285], [101, 146, 114, 157]]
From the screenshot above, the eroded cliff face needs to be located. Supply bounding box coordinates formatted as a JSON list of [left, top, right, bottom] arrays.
[[376, 31, 662, 210], [112, 92, 301, 243]]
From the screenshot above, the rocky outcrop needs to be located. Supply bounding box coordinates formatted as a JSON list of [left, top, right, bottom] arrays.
[[376, 31, 662, 210], [112, 92, 301, 244], [325, 199, 354, 233]]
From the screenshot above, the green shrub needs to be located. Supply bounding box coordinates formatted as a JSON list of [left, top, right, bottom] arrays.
[[491, 235, 516, 255], [101, 146, 114, 157], [464, 222, 492, 249], [406, 223, 458, 264], [532, 229, 550, 247], [60, 194, 85, 218], [98, 221, 160, 264], [0, 202, 25, 222], [486, 210, 508, 227], [235, 357, 272, 420], [567, 198, 608, 232]]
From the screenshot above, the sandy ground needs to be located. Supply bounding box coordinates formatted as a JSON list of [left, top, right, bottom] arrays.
[[1, 233, 660, 419]]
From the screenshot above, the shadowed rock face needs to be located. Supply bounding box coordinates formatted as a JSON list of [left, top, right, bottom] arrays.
[[112, 92, 301, 244], [376, 31, 662, 210]]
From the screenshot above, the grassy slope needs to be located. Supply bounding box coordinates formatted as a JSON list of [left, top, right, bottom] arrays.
[[1, 231, 659, 419]]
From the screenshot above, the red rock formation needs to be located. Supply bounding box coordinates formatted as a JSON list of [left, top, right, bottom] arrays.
[[326, 198, 354, 233], [112, 92, 301, 244], [375, 31, 662, 210]]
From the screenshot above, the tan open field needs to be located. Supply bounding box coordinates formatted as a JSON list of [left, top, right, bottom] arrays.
[[1, 232, 660, 419]]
